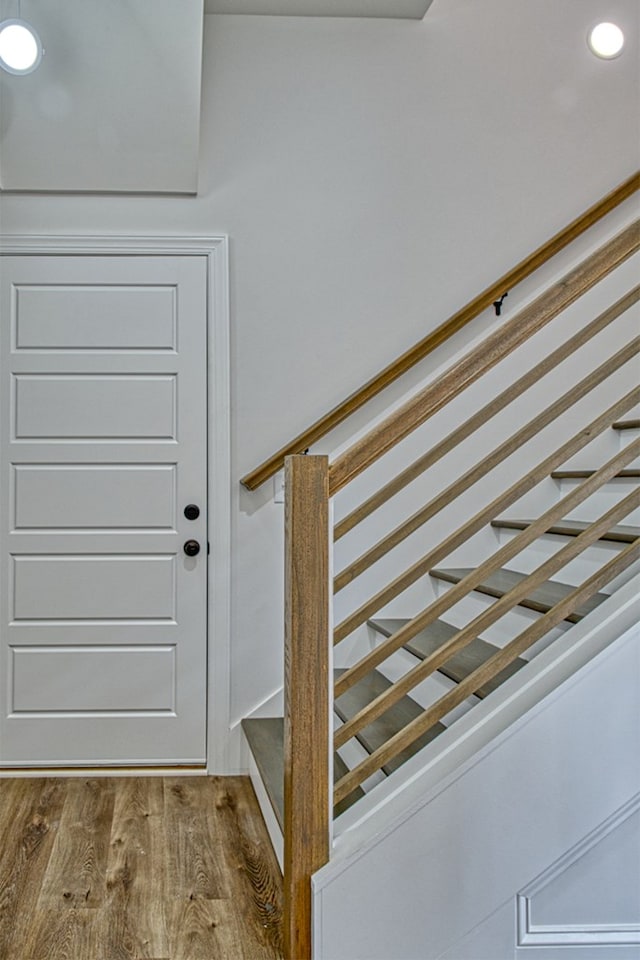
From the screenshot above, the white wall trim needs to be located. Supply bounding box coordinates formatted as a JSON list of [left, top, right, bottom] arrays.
[[517, 792, 640, 948], [0, 234, 232, 775]]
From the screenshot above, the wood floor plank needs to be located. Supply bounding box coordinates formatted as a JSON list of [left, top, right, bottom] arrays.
[[36, 778, 116, 911], [170, 898, 252, 960], [163, 777, 230, 903], [212, 777, 283, 959], [96, 779, 169, 959], [18, 906, 101, 960], [0, 776, 283, 960], [0, 778, 67, 959]]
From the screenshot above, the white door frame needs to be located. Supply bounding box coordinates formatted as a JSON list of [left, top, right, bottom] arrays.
[[0, 235, 231, 775]]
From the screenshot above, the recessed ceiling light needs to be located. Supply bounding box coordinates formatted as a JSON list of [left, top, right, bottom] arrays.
[[587, 22, 625, 59], [0, 18, 43, 75]]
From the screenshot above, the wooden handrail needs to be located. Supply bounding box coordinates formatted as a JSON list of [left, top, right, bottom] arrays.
[[334, 333, 640, 591], [241, 171, 640, 491], [334, 531, 640, 805], [334, 286, 640, 541], [283, 455, 330, 960], [329, 221, 639, 493], [333, 385, 640, 645], [333, 437, 640, 748]]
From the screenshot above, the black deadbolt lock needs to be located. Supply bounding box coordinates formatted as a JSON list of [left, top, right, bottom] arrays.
[[183, 539, 201, 557], [184, 504, 200, 521]]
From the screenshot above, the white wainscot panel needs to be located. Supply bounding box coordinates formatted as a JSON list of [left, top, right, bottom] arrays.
[[13, 464, 176, 530], [13, 375, 176, 440], [14, 285, 177, 351], [10, 645, 176, 713], [518, 794, 640, 948], [12, 555, 176, 620]]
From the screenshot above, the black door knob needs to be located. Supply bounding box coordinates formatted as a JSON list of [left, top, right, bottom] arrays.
[[184, 504, 200, 521], [184, 539, 201, 557]]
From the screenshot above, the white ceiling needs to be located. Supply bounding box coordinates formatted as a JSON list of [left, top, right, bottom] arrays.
[[0, 0, 204, 193], [205, 0, 432, 17], [0, 0, 433, 194]]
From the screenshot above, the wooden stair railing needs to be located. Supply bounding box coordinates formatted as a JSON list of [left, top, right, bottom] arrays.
[[332, 437, 640, 744], [334, 328, 640, 590], [334, 532, 640, 805], [334, 285, 639, 540], [241, 171, 639, 491], [333, 381, 640, 645], [269, 191, 639, 958]]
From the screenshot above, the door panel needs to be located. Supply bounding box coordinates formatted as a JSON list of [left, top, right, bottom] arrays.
[[14, 374, 177, 439], [10, 645, 176, 713], [0, 254, 208, 765], [14, 284, 177, 350], [12, 555, 177, 620], [13, 464, 176, 529]]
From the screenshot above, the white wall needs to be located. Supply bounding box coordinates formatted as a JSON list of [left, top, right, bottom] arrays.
[[0, 1, 638, 761]]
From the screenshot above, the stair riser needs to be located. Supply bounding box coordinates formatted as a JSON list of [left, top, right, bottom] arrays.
[[488, 532, 635, 584], [373, 646, 478, 726], [335, 488, 638, 623], [548, 483, 640, 524], [333, 727, 386, 796], [420, 590, 569, 654]]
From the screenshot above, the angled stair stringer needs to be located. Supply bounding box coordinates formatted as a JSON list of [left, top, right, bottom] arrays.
[[311, 576, 640, 960]]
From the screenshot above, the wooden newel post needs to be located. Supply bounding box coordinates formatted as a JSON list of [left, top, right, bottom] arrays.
[[283, 455, 331, 960]]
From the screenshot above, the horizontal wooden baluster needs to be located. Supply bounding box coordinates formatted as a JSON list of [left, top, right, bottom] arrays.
[[241, 173, 640, 491], [334, 286, 640, 541], [334, 386, 640, 644], [334, 499, 640, 804], [334, 439, 640, 740], [334, 335, 639, 591]]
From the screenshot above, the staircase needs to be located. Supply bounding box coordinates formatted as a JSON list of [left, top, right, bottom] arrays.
[[244, 416, 639, 821], [239, 175, 640, 959]]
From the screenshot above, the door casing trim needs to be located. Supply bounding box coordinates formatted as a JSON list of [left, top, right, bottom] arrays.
[[0, 235, 231, 774]]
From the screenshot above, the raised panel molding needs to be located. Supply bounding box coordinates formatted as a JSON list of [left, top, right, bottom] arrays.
[[517, 793, 640, 948]]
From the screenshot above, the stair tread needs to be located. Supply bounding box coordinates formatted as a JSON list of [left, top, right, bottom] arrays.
[[430, 567, 609, 623], [334, 668, 446, 775], [241, 717, 364, 827], [551, 469, 640, 479], [491, 518, 640, 543], [242, 717, 285, 830], [612, 419, 640, 430], [370, 618, 526, 698]]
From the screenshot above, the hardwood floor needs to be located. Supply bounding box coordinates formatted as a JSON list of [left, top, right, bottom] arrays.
[[0, 776, 283, 960]]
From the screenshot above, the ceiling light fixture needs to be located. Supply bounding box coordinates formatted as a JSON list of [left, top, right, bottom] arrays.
[[587, 22, 625, 59], [0, 17, 43, 75]]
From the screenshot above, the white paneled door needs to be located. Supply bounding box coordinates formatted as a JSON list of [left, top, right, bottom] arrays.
[[0, 254, 208, 766]]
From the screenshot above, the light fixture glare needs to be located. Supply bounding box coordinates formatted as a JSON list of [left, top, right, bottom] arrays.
[[588, 22, 624, 59], [0, 18, 43, 75]]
